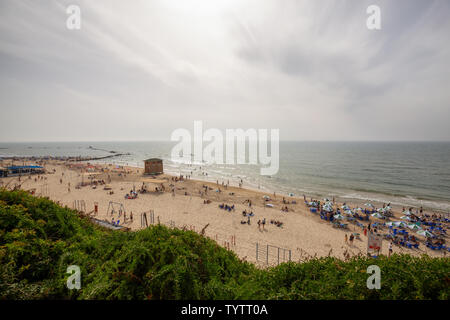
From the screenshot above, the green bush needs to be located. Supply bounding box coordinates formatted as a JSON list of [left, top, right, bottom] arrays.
[[0, 189, 449, 300]]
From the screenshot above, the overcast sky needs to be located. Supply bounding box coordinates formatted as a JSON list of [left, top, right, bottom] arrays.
[[1, 0, 449, 142]]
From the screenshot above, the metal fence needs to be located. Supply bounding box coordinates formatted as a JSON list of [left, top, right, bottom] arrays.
[[256, 243, 292, 266]]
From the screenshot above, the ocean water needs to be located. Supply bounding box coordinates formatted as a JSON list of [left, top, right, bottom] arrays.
[[1, 141, 450, 212]]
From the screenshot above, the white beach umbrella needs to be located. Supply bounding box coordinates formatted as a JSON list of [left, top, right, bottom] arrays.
[[341, 205, 350, 210], [407, 223, 421, 231], [393, 221, 407, 228], [263, 195, 270, 199], [365, 203, 374, 208], [417, 230, 433, 237], [377, 208, 386, 213], [385, 222, 394, 227], [334, 214, 345, 220], [400, 215, 411, 221], [344, 209, 354, 215], [403, 210, 412, 215], [354, 207, 363, 212], [371, 212, 384, 219]]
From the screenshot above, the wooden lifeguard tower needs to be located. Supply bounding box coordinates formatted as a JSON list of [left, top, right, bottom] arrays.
[[144, 158, 163, 175]]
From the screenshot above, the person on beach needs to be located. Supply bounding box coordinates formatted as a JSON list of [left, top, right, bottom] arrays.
[[349, 234, 354, 246], [257, 220, 261, 230], [389, 241, 393, 257], [262, 218, 266, 230], [345, 234, 348, 244]]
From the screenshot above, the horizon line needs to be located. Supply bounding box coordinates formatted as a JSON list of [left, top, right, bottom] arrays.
[[1, 139, 450, 143]]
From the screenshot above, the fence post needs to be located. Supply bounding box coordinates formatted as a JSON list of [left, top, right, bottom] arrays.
[[256, 242, 258, 261]]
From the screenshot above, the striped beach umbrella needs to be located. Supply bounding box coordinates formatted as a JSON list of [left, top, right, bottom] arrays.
[[407, 223, 421, 231], [334, 214, 345, 220], [371, 212, 384, 219], [393, 221, 407, 228], [417, 230, 433, 237], [341, 205, 350, 210]]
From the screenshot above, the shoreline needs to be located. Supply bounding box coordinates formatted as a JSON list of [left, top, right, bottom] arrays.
[[2, 156, 450, 214]]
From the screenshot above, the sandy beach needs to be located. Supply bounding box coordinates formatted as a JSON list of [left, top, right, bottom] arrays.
[[1, 159, 447, 266]]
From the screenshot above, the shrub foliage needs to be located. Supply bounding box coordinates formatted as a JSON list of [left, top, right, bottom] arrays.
[[0, 189, 448, 300]]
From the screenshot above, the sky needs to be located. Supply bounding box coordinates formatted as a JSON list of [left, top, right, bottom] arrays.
[[1, 0, 450, 142]]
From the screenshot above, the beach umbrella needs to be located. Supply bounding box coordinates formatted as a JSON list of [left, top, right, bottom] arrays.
[[334, 214, 345, 220], [400, 215, 412, 221], [403, 210, 412, 215], [417, 230, 433, 237], [323, 206, 333, 212], [377, 208, 386, 213], [354, 207, 363, 212], [393, 221, 407, 228], [385, 222, 394, 227], [289, 193, 295, 197], [341, 205, 350, 210], [407, 223, 421, 231], [344, 209, 354, 215], [263, 195, 270, 199], [371, 212, 384, 219], [365, 203, 374, 208]]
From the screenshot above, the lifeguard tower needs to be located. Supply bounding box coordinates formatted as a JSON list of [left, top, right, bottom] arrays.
[[144, 158, 163, 175]]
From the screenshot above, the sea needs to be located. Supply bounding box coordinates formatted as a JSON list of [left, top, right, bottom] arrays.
[[1, 141, 450, 212]]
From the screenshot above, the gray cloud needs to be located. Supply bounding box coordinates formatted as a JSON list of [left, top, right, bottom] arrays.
[[0, 0, 449, 141]]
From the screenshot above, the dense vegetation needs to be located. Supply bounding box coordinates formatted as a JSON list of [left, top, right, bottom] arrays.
[[0, 189, 449, 300]]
